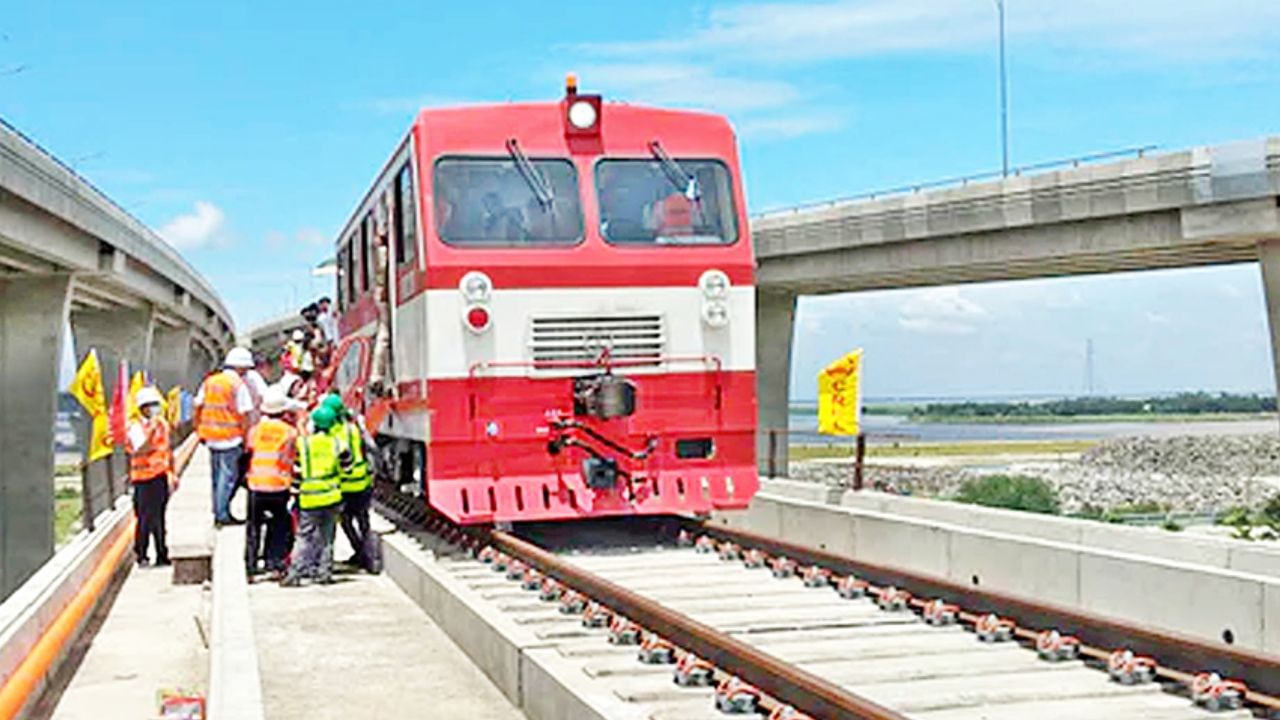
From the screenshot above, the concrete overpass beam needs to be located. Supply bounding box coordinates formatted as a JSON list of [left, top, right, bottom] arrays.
[[69, 304, 156, 391], [756, 288, 798, 476], [0, 274, 72, 598]]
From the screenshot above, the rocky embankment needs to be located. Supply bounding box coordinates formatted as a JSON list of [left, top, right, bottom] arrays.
[[791, 434, 1280, 513]]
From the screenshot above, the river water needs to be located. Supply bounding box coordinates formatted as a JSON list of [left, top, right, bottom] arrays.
[[787, 412, 1278, 444]]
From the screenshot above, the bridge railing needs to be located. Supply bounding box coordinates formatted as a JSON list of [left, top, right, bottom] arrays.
[[753, 144, 1160, 219]]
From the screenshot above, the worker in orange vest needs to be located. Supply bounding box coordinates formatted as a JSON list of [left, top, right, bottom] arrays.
[[126, 387, 173, 567], [195, 347, 256, 526], [244, 387, 298, 579]]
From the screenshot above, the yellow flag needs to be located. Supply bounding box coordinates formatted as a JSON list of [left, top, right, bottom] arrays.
[[817, 349, 863, 436], [166, 386, 182, 426], [126, 370, 146, 422], [67, 350, 114, 462]]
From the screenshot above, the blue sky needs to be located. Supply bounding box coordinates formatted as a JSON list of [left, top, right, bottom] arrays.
[[4, 1, 1280, 398]]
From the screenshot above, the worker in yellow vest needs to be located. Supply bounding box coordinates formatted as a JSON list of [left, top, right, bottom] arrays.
[[321, 394, 379, 573], [281, 406, 350, 587], [195, 347, 256, 526], [244, 388, 298, 580], [126, 387, 173, 567]]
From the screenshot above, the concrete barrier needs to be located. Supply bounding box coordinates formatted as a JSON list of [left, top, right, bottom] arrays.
[[834, 487, 1280, 577], [714, 492, 1280, 654], [0, 497, 132, 717]]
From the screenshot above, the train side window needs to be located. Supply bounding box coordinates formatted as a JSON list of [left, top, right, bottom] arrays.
[[336, 244, 348, 310], [345, 232, 358, 303], [360, 213, 372, 293], [395, 163, 417, 267], [334, 340, 363, 392]]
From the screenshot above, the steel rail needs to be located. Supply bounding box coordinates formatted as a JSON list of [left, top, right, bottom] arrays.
[[483, 529, 907, 720], [691, 521, 1280, 710]]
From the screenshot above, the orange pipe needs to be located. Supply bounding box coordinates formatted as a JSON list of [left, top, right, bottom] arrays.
[[0, 516, 135, 719]]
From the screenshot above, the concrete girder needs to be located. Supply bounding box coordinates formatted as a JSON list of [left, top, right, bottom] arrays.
[[151, 324, 194, 392], [69, 303, 156, 395], [0, 274, 72, 599]]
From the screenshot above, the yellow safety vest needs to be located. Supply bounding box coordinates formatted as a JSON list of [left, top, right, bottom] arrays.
[[331, 421, 371, 494], [296, 433, 342, 510]]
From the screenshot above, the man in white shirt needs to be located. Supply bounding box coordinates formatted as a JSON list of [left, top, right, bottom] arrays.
[[194, 347, 257, 525], [316, 296, 339, 343]]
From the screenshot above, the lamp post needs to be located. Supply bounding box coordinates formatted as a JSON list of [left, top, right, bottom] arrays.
[[995, 0, 1009, 177]]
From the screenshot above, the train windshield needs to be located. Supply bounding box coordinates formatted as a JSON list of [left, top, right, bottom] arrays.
[[435, 158, 584, 245], [596, 159, 738, 245]]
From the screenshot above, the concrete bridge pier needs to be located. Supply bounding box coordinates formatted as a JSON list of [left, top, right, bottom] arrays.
[[1257, 240, 1280, 410], [151, 325, 193, 392], [0, 275, 73, 597], [756, 288, 798, 475], [69, 305, 156, 396]]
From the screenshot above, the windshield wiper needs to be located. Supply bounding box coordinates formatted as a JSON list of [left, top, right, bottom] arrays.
[[649, 140, 700, 201], [506, 138, 555, 210]]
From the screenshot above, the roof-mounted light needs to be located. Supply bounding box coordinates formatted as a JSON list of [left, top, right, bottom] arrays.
[[563, 73, 602, 137]]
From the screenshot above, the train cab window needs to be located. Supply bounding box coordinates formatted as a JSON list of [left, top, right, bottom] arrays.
[[596, 159, 737, 245], [434, 158, 583, 245], [395, 163, 417, 266]]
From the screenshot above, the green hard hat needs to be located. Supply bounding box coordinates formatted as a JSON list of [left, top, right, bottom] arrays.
[[321, 393, 346, 418], [311, 406, 338, 431]]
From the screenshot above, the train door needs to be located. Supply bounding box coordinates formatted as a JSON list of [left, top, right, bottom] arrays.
[[330, 336, 370, 416]]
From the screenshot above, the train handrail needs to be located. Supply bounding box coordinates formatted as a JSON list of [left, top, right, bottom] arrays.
[[467, 354, 723, 377]]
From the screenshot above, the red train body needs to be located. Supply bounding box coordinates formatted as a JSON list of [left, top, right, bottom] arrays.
[[330, 80, 758, 524]]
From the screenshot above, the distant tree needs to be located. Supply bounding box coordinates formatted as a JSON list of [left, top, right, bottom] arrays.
[[953, 475, 1060, 515]]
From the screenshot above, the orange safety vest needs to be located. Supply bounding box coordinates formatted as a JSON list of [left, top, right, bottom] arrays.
[[245, 417, 297, 492], [128, 417, 172, 482], [197, 371, 245, 443]]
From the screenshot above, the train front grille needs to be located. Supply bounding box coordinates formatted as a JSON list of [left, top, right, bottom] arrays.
[[528, 314, 665, 370]]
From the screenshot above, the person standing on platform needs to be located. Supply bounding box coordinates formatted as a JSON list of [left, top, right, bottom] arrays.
[[195, 347, 255, 526], [244, 388, 298, 580], [316, 296, 338, 344], [281, 406, 349, 587], [321, 394, 378, 572], [126, 387, 173, 567]]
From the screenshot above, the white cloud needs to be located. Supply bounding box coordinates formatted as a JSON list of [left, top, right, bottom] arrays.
[[159, 201, 226, 249], [898, 287, 988, 335], [586, 0, 1280, 65], [1145, 310, 1172, 326], [295, 227, 329, 246], [585, 63, 799, 112]]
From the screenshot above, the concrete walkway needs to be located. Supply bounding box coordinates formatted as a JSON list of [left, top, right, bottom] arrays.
[[247, 526, 524, 720], [49, 448, 214, 719]]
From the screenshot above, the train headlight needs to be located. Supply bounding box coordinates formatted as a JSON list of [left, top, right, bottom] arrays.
[[701, 300, 730, 328], [568, 100, 598, 130], [698, 269, 731, 300], [460, 271, 493, 303]]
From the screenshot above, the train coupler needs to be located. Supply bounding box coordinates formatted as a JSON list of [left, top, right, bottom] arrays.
[[1190, 673, 1247, 712], [974, 614, 1015, 642], [673, 653, 716, 686], [1107, 649, 1157, 685], [922, 599, 959, 626], [1035, 630, 1080, 661], [638, 634, 677, 664], [714, 677, 762, 715]]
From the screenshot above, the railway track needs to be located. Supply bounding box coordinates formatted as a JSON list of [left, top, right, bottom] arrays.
[[374, 481, 1280, 719]]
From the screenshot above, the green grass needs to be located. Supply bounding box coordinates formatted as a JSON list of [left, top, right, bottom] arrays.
[[55, 487, 83, 546], [789, 439, 1097, 461], [952, 474, 1060, 515]]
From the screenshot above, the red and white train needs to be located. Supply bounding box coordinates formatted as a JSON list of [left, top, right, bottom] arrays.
[[329, 77, 758, 525]]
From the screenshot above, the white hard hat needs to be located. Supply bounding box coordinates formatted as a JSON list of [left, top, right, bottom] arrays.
[[224, 346, 254, 368], [260, 387, 289, 415], [291, 329, 306, 342], [136, 386, 164, 407]]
